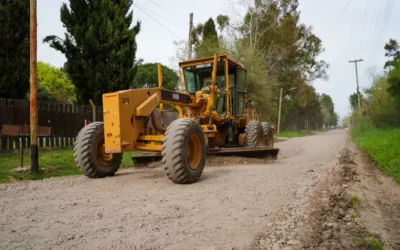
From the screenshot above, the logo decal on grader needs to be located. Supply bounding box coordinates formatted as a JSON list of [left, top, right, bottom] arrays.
[[73, 54, 279, 184], [172, 94, 179, 100]]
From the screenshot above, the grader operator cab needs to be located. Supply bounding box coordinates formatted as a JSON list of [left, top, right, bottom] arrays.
[[73, 54, 279, 184]]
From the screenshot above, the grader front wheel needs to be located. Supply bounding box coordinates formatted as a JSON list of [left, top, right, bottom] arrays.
[[162, 118, 206, 184], [74, 122, 122, 178]]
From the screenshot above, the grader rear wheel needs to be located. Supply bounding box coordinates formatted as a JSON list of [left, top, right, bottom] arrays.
[[245, 121, 264, 147], [74, 122, 122, 178], [261, 122, 274, 147], [162, 118, 206, 184]]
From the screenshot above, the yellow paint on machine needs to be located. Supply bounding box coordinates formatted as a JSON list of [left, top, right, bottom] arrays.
[[102, 88, 161, 153]]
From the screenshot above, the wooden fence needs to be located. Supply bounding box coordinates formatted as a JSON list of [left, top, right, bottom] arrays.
[[0, 98, 178, 153], [0, 98, 101, 152]]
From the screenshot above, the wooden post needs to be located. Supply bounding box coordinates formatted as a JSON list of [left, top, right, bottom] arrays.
[[277, 88, 283, 135], [188, 13, 193, 60], [30, 0, 39, 174], [89, 99, 96, 122]]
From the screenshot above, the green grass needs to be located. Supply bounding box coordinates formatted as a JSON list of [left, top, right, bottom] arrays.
[[354, 232, 385, 250], [351, 126, 400, 183], [369, 237, 385, 250], [277, 130, 314, 138], [0, 149, 138, 184], [352, 195, 361, 205], [351, 195, 361, 219]]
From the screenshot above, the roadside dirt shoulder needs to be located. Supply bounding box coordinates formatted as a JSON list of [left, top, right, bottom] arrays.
[[250, 133, 400, 250], [347, 137, 400, 249]]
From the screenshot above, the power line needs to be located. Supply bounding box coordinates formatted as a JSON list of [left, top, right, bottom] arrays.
[[371, 0, 394, 61], [133, 3, 183, 40], [371, 0, 385, 42], [361, 0, 368, 33], [367, 0, 384, 63], [147, 0, 188, 24], [329, 0, 353, 33], [374, 1, 391, 42], [367, 0, 394, 66], [134, 2, 187, 30]]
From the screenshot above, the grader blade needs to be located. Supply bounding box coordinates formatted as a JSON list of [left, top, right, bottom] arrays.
[[132, 147, 279, 167], [207, 147, 279, 158]]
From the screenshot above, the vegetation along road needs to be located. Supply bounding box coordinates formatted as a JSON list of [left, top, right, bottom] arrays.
[[1, 129, 398, 249]]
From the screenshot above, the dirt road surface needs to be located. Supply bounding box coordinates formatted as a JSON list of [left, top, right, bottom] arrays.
[[1, 130, 348, 249]]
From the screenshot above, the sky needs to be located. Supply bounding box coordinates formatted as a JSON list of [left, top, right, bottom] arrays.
[[37, 0, 400, 120]]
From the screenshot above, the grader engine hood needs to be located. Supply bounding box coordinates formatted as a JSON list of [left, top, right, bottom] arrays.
[[102, 88, 161, 154], [102, 88, 194, 154]]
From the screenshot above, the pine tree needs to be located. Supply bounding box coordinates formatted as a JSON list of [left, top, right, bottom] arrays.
[[44, 0, 141, 104], [192, 18, 221, 58], [0, 0, 30, 99], [203, 18, 218, 44]]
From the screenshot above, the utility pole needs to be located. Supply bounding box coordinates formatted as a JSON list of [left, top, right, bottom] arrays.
[[188, 13, 193, 60], [349, 59, 363, 117], [30, 0, 39, 173], [277, 87, 283, 134], [277, 87, 296, 134]]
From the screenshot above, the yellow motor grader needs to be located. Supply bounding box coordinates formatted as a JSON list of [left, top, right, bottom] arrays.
[[73, 53, 279, 184]]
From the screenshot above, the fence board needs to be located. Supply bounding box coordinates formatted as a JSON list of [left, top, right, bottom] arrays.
[[7, 136, 13, 150], [15, 137, 20, 150], [0, 98, 177, 153]]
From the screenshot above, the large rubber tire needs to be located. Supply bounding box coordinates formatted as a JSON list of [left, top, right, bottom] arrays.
[[261, 122, 274, 148], [74, 122, 122, 178], [245, 121, 264, 147], [162, 118, 206, 184]]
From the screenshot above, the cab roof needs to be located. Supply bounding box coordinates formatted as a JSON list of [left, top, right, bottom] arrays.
[[178, 54, 245, 69]]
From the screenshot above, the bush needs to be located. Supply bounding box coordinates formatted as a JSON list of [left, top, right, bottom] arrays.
[[361, 75, 400, 128]]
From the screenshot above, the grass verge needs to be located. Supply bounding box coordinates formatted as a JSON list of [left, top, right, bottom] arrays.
[[351, 126, 400, 183], [351, 195, 361, 219], [354, 231, 385, 250], [277, 130, 314, 138], [0, 150, 138, 184]]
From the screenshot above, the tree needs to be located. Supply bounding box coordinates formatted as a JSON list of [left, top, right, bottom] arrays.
[[387, 63, 400, 97], [353, 73, 400, 127], [203, 18, 218, 43], [229, 0, 329, 128], [172, 0, 334, 131], [383, 39, 400, 97], [341, 116, 349, 128], [216, 15, 230, 32], [192, 18, 224, 58], [37, 62, 75, 102], [0, 0, 30, 99], [296, 83, 316, 131], [349, 92, 363, 112], [384, 39, 400, 69], [44, 0, 141, 105], [133, 63, 179, 91], [319, 94, 336, 127]]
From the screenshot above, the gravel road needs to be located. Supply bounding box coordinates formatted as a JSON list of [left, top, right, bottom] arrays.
[[0, 130, 347, 250]]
